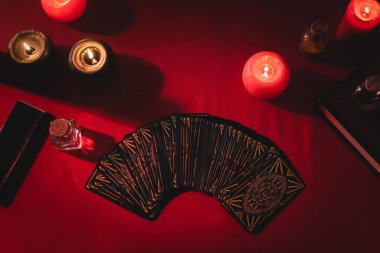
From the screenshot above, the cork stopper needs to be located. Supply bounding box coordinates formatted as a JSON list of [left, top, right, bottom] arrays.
[[49, 118, 70, 137]]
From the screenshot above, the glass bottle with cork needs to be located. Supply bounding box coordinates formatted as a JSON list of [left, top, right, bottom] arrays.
[[299, 20, 329, 56]]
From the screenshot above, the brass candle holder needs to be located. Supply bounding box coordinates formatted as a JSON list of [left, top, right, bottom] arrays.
[[8, 30, 53, 66], [68, 38, 113, 75]]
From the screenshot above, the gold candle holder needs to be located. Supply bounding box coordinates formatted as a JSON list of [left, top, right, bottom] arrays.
[[8, 30, 53, 65], [68, 39, 112, 74]]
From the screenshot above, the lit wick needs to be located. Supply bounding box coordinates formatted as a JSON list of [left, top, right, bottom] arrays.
[[364, 6, 370, 15], [83, 48, 100, 65], [23, 42, 36, 56], [262, 66, 270, 78]]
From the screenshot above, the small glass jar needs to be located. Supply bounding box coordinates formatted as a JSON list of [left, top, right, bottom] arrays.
[[49, 118, 82, 150], [299, 20, 329, 56], [354, 75, 380, 112], [355, 75, 380, 101]]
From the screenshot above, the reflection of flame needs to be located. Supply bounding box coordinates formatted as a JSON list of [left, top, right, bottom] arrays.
[[80, 135, 95, 151], [23, 42, 31, 51], [51, 0, 71, 7]]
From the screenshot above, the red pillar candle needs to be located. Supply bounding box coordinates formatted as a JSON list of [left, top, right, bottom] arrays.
[[337, 0, 380, 40], [242, 51, 290, 99], [41, 0, 87, 23]]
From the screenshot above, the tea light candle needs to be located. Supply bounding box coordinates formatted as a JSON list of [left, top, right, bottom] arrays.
[[337, 0, 380, 40], [41, 0, 87, 23], [8, 30, 53, 65], [68, 38, 112, 74], [242, 51, 290, 99]]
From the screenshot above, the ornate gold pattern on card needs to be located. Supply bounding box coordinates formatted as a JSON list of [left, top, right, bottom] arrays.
[[223, 155, 304, 232], [243, 175, 286, 214]]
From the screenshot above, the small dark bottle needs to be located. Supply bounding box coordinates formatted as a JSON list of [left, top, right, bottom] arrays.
[[354, 75, 380, 113], [299, 20, 329, 56]]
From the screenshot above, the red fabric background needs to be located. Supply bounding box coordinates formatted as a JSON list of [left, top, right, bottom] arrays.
[[0, 1, 379, 252]]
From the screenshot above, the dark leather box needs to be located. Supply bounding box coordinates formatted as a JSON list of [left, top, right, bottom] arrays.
[[0, 101, 53, 207], [319, 56, 380, 174]]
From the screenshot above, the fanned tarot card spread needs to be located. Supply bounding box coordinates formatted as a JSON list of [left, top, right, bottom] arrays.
[[86, 114, 305, 232]]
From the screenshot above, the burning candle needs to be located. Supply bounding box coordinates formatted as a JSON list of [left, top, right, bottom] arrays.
[[337, 0, 380, 40], [41, 0, 87, 23], [8, 30, 53, 65], [68, 38, 112, 74], [242, 51, 290, 99]]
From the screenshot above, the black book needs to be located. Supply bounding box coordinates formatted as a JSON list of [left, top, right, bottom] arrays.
[[318, 56, 380, 174], [0, 101, 53, 206]]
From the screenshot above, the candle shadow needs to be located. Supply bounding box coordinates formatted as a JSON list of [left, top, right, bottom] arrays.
[[63, 127, 116, 163], [69, 0, 135, 35], [300, 40, 355, 68], [0, 46, 185, 125], [269, 69, 338, 115], [253, 0, 380, 67], [308, 32, 380, 67]]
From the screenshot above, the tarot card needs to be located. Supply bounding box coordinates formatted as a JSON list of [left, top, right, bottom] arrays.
[[213, 128, 248, 196], [176, 116, 202, 188], [202, 121, 232, 194], [200, 116, 253, 194], [197, 120, 224, 192], [109, 141, 165, 219], [136, 123, 170, 195], [150, 119, 174, 190], [192, 117, 213, 191], [107, 145, 151, 202], [221, 155, 305, 233], [205, 124, 237, 195], [100, 153, 163, 217], [86, 165, 150, 219], [172, 114, 208, 188], [152, 118, 175, 189], [171, 115, 180, 188], [176, 115, 189, 187], [217, 147, 276, 200], [188, 117, 205, 189], [129, 132, 162, 197]]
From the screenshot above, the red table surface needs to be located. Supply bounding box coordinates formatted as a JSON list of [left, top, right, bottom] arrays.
[[0, 1, 379, 253]]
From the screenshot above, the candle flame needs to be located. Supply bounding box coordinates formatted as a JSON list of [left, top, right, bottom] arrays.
[[363, 6, 370, 16], [262, 66, 270, 78], [22, 42, 36, 56], [87, 49, 94, 60], [23, 42, 31, 51]]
